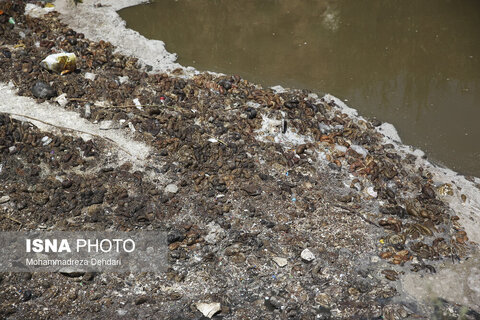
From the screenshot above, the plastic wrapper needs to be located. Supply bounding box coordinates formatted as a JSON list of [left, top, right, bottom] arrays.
[[40, 52, 77, 75]]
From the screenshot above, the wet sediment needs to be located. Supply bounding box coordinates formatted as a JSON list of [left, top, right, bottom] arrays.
[[0, 1, 479, 319]]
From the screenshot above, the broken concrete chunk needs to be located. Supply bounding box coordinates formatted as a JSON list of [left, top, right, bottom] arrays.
[[196, 302, 221, 318]]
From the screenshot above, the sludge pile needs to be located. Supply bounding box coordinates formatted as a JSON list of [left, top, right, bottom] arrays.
[[0, 1, 478, 319]]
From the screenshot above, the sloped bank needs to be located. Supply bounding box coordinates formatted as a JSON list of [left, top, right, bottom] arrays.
[[0, 1, 479, 318]]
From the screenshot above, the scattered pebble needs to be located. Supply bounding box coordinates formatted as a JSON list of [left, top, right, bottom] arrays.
[[301, 248, 315, 262], [272, 256, 288, 267], [196, 302, 221, 318]]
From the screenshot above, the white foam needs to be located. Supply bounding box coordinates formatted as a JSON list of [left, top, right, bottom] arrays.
[[255, 115, 312, 147], [322, 93, 358, 117], [377, 122, 402, 143]]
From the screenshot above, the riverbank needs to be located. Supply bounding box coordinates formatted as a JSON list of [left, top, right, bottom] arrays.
[[0, 1, 479, 318]]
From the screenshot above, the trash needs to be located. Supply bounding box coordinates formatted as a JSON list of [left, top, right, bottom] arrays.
[[0, 10, 4, 15], [40, 52, 77, 75], [41, 136, 53, 146], [45, 3, 55, 8], [54, 93, 68, 107], [133, 98, 142, 110], [196, 302, 221, 318], [8, 17, 15, 25], [301, 248, 315, 262]]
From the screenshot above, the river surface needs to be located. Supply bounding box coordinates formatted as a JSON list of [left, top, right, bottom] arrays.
[[119, 0, 480, 177]]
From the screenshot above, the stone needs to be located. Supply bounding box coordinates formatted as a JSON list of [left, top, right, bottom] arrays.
[[301, 248, 315, 262], [242, 184, 261, 196], [0, 195, 11, 204], [59, 267, 85, 278], [272, 256, 288, 267], [164, 184, 178, 194], [196, 302, 221, 318], [31, 81, 56, 99], [265, 296, 283, 310], [134, 296, 148, 305], [54, 93, 68, 107]]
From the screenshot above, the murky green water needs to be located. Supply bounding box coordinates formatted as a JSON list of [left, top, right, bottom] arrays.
[[119, 0, 480, 177]]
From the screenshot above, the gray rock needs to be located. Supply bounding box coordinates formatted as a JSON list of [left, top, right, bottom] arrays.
[[0, 195, 10, 204], [31, 81, 56, 99], [272, 256, 288, 267]]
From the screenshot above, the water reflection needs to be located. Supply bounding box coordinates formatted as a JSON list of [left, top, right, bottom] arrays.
[[119, 0, 480, 176]]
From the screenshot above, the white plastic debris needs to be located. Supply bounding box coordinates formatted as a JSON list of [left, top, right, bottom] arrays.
[[301, 248, 315, 262], [54, 93, 68, 107], [272, 257, 288, 267], [41, 136, 52, 146], [40, 52, 76, 74], [196, 302, 221, 318], [133, 98, 142, 110], [84, 72, 97, 81]]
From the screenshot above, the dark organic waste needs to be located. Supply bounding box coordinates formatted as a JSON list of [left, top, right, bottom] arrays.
[[0, 1, 478, 319]]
